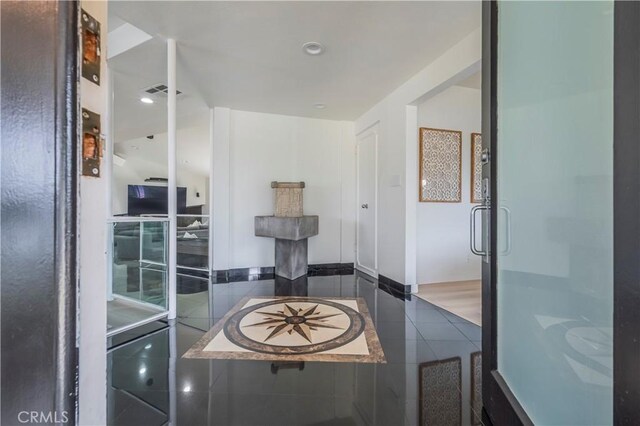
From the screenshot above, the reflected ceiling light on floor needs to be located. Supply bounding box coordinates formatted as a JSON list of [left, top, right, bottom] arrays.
[[140, 97, 154, 104], [183, 385, 192, 392], [313, 103, 326, 109], [303, 41, 324, 55]]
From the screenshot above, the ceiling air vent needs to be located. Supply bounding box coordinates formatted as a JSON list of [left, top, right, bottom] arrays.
[[144, 84, 182, 96], [144, 177, 168, 183]]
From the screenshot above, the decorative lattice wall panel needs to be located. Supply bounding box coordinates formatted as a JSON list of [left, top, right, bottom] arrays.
[[471, 133, 483, 203], [419, 127, 462, 202]]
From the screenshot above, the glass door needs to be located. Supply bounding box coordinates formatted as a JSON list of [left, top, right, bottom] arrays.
[[481, 1, 617, 424]]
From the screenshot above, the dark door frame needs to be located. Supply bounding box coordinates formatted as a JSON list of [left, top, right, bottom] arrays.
[[612, 1, 640, 424], [480, 2, 532, 424], [481, 1, 640, 424], [1, 1, 79, 424]]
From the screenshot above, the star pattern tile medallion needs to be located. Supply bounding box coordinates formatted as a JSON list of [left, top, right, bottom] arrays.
[[183, 297, 385, 363], [244, 303, 345, 343]]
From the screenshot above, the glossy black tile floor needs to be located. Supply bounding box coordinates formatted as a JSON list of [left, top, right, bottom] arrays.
[[108, 272, 485, 426]]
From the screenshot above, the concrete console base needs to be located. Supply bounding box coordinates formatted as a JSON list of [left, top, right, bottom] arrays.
[[275, 238, 308, 280], [255, 215, 319, 280], [255, 215, 318, 240]]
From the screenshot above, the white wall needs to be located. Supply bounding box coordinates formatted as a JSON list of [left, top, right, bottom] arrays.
[[78, 1, 107, 424], [213, 108, 356, 270], [354, 27, 481, 289], [417, 85, 481, 284]]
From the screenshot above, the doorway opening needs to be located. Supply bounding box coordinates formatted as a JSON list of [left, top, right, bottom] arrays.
[[414, 73, 482, 326]]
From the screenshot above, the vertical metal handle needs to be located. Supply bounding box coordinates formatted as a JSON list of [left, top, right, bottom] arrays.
[[500, 206, 512, 255], [470, 205, 488, 256]]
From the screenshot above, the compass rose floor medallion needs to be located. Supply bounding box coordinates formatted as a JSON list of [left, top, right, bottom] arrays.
[[183, 297, 386, 363]]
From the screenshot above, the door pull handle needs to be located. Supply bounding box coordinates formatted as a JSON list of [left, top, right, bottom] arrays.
[[500, 206, 512, 255], [470, 205, 489, 256]]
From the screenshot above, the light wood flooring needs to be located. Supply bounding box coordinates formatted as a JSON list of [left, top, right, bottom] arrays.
[[416, 280, 481, 326]]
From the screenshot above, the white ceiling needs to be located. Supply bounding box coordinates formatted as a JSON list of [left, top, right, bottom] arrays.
[[114, 112, 210, 177], [109, 1, 481, 143], [456, 71, 481, 89]]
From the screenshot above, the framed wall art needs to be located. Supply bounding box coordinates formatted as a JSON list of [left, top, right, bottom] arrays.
[[471, 133, 483, 203], [419, 127, 462, 202]]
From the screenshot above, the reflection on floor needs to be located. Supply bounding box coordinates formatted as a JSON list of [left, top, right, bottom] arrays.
[[176, 279, 211, 331], [416, 280, 482, 326], [108, 273, 484, 425], [107, 297, 165, 335]]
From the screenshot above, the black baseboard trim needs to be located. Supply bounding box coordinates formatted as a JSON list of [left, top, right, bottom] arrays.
[[308, 263, 354, 277], [377, 274, 412, 300], [212, 267, 274, 284], [176, 272, 209, 294], [177, 267, 209, 279], [212, 263, 354, 284]]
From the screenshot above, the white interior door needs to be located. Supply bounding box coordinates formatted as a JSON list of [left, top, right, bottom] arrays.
[[356, 126, 378, 276]]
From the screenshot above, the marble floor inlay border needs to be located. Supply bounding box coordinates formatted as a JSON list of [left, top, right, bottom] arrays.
[[183, 296, 386, 363]]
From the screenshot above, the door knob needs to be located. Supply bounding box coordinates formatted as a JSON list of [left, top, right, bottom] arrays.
[[361, 204, 369, 209]]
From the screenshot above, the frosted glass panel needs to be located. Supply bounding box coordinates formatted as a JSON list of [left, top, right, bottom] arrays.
[[496, 1, 613, 424]]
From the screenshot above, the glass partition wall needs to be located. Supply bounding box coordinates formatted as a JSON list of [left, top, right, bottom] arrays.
[[107, 217, 169, 337], [138, 213, 211, 272], [176, 106, 212, 275], [107, 36, 212, 338], [175, 96, 212, 325], [107, 35, 172, 336], [176, 214, 210, 273]]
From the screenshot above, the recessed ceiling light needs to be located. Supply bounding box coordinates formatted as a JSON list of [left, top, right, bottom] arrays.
[[140, 97, 154, 104], [303, 42, 324, 56], [313, 103, 326, 109]]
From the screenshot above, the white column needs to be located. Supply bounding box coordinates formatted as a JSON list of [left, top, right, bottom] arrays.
[[106, 68, 114, 301], [167, 39, 177, 319], [212, 107, 231, 271], [208, 108, 215, 276], [404, 105, 418, 293]]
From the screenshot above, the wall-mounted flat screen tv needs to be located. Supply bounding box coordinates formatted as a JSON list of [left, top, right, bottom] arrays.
[[127, 185, 187, 216]]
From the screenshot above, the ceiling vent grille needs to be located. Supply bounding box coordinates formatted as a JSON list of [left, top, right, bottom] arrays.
[[144, 177, 168, 183], [144, 84, 182, 96]]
